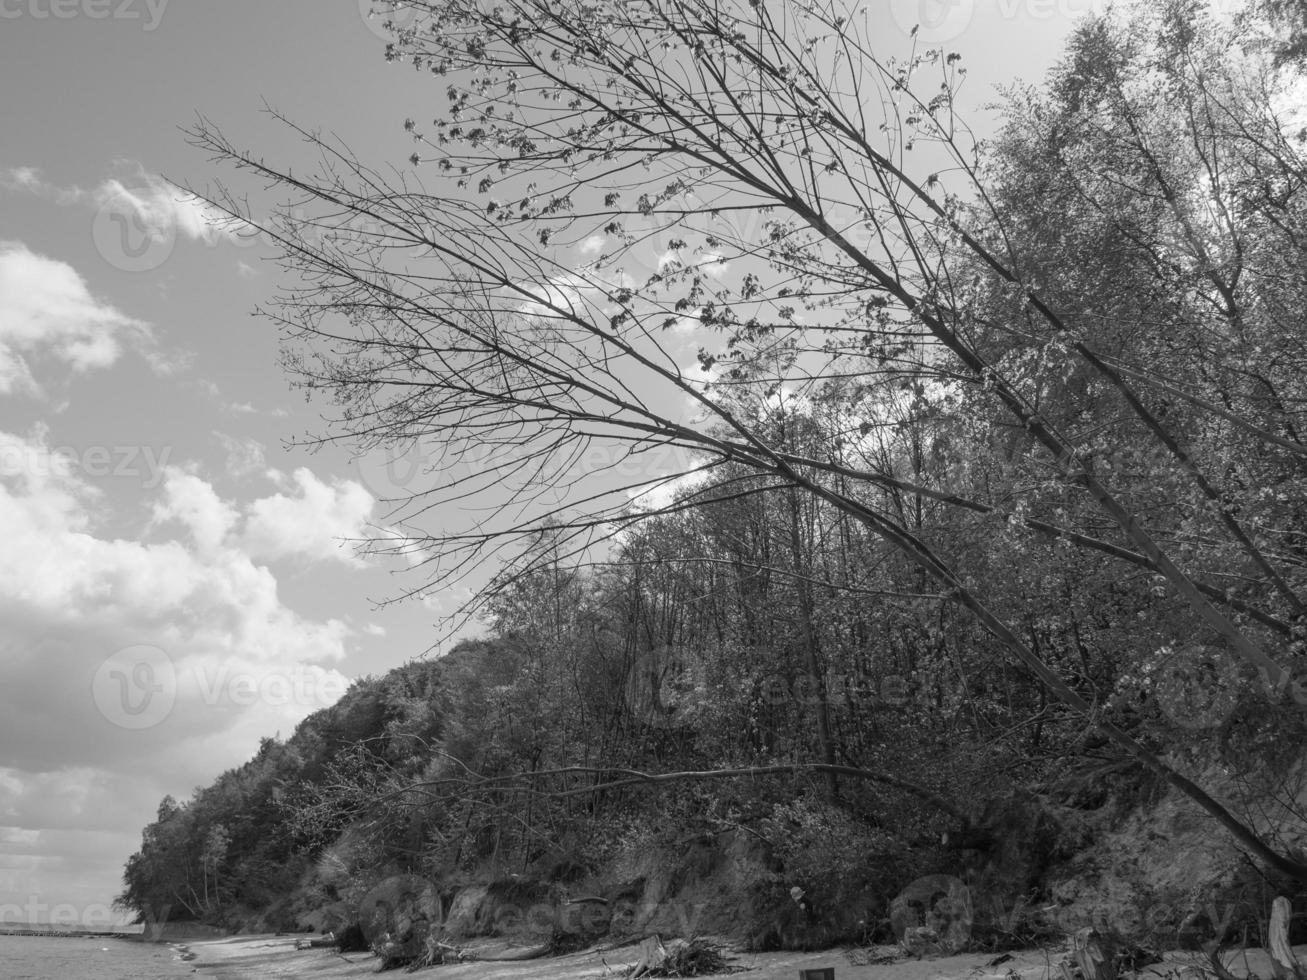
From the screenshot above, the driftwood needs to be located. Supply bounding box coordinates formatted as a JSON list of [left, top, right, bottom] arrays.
[[627, 936, 691, 978], [1269, 897, 1303, 980], [295, 933, 338, 950], [411, 939, 467, 967], [625, 936, 731, 978], [476, 943, 552, 962], [628, 936, 669, 978], [465, 940, 551, 961], [1072, 927, 1117, 980], [1203, 944, 1243, 980]]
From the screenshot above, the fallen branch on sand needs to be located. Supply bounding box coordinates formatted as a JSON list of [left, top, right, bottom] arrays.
[[295, 933, 338, 950], [626, 936, 736, 978]]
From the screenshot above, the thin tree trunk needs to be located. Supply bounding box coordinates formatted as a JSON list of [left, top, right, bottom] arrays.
[[787, 486, 839, 800]]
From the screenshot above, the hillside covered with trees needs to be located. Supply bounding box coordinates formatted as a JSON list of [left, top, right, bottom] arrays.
[[118, 0, 1307, 964]]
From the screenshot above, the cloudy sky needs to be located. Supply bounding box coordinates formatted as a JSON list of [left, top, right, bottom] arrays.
[[0, 0, 1093, 927]]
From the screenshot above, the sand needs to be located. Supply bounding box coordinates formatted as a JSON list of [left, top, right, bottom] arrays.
[[186, 934, 1063, 980], [186, 934, 1307, 980], [184, 936, 1059, 980]]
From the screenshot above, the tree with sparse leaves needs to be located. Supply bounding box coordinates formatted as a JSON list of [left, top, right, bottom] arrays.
[[189, 0, 1307, 878]]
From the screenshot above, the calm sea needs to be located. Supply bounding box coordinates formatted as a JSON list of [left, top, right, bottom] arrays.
[[0, 933, 197, 979]]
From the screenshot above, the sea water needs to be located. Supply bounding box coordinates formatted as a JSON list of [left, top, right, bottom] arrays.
[[0, 933, 196, 979]]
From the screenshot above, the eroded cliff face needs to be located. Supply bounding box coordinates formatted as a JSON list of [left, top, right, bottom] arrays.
[[264, 823, 908, 952], [1042, 755, 1307, 947], [260, 752, 1307, 957]]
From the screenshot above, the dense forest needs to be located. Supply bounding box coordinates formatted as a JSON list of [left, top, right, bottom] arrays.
[[118, 0, 1307, 962]]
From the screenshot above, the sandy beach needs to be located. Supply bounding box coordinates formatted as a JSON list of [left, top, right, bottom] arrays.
[[186, 935, 1052, 980], [186, 934, 1305, 980]]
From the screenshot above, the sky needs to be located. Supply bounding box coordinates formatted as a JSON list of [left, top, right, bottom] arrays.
[[0, 0, 1097, 928]]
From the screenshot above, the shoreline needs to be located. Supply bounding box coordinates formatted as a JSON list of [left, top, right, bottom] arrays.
[[0, 927, 144, 939], [189, 935, 387, 979]]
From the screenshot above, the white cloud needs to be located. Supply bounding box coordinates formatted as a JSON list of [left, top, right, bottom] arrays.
[[682, 359, 722, 390], [0, 427, 355, 761], [668, 307, 703, 335], [766, 384, 812, 415], [626, 470, 709, 513], [1273, 64, 1307, 143], [648, 249, 726, 279], [579, 234, 606, 256], [2, 165, 233, 246], [151, 467, 239, 555], [0, 426, 361, 915], [240, 467, 377, 566], [213, 432, 267, 478], [142, 462, 379, 567], [0, 242, 149, 394], [0, 446, 339, 644], [679, 359, 726, 421], [0, 167, 43, 193], [228, 400, 288, 417], [516, 272, 595, 319], [697, 252, 729, 278], [199, 380, 290, 418], [95, 176, 223, 243], [420, 584, 473, 614]]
